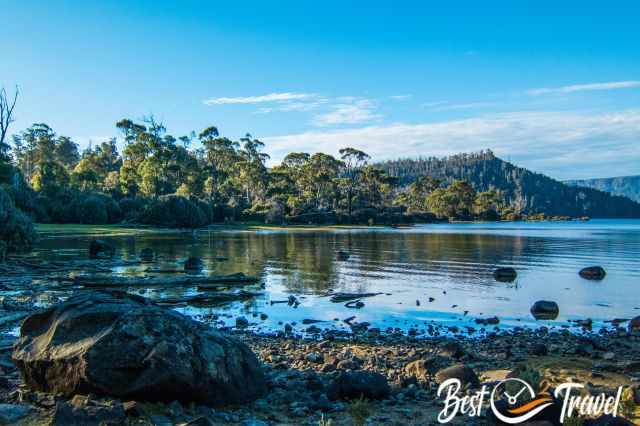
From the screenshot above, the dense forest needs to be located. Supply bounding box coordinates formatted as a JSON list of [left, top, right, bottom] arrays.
[[565, 175, 640, 203], [1, 87, 639, 255], [377, 153, 640, 218]]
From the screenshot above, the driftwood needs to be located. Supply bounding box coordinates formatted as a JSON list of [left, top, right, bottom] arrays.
[[329, 292, 382, 303], [72, 272, 259, 288], [155, 291, 262, 307]]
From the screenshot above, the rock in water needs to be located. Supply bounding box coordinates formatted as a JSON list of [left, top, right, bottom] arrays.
[[628, 316, 640, 334], [89, 239, 115, 259], [493, 267, 517, 282], [184, 257, 204, 271], [12, 291, 266, 406], [530, 300, 560, 320], [579, 266, 606, 280], [140, 248, 154, 262]]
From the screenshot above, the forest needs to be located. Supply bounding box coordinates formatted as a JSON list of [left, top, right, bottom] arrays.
[[2, 87, 639, 255]]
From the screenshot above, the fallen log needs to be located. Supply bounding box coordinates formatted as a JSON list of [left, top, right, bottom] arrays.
[[73, 272, 259, 288], [329, 292, 382, 303], [156, 291, 262, 307]]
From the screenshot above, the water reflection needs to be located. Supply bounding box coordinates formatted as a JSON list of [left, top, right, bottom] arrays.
[[35, 220, 640, 334]]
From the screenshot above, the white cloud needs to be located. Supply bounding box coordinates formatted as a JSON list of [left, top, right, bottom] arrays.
[[203, 92, 313, 105], [389, 94, 412, 100], [264, 110, 640, 179], [427, 102, 494, 111], [312, 99, 381, 126], [527, 80, 640, 96]]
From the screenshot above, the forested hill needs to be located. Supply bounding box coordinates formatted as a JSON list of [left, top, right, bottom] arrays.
[[565, 175, 640, 203], [376, 151, 640, 218]]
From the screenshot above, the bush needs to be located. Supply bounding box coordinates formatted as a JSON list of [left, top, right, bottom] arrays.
[[78, 195, 108, 224], [138, 195, 208, 229], [119, 197, 148, 222], [0, 188, 37, 257]]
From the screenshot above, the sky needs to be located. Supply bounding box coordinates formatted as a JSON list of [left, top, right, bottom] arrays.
[[2, 0, 640, 180]]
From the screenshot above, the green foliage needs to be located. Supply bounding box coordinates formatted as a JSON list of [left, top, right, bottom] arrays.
[[0, 188, 36, 256], [378, 151, 640, 218], [347, 396, 371, 426], [139, 195, 208, 229]]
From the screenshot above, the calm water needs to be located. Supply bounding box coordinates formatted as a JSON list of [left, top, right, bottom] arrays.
[[35, 219, 640, 335]]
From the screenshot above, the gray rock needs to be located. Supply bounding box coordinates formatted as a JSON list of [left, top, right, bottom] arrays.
[[236, 316, 249, 328], [531, 343, 548, 356], [435, 364, 479, 387], [327, 371, 390, 400], [0, 403, 31, 424], [50, 401, 125, 426], [13, 291, 266, 406]]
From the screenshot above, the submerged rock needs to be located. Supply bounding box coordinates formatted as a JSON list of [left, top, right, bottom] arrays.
[[530, 300, 559, 320], [493, 267, 517, 282], [139, 248, 154, 261], [579, 266, 606, 280], [88, 239, 115, 259], [184, 256, 204, 271], [12, 291, 266, 406], [327, 371, 390, 400]]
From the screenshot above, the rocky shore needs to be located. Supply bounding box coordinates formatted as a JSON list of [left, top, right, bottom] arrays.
[[0, 245, 638, 425]]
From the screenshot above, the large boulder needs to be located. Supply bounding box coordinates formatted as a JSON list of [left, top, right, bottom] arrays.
[[12, 291, 266, 406]]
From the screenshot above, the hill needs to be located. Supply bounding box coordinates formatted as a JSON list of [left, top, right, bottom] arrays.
[[376, 150, 640, 218], [565, 175, 640, 203]]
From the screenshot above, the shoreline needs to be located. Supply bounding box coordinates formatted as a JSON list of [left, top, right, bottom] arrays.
[[1, 314, 638, 425]]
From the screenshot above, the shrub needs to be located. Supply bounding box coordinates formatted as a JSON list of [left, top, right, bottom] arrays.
[[0, 188, 37, 256], [139, 196, 208, 229], [78, 195, 108, 224]]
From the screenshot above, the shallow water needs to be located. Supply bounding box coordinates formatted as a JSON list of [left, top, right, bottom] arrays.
[[35, 219, 640, 335]]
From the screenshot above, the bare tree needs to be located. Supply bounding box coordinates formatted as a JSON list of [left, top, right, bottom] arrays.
[[0, 85, 19, 147]]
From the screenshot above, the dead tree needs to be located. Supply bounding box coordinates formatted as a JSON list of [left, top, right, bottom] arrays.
[[0, 85, 19, 148]]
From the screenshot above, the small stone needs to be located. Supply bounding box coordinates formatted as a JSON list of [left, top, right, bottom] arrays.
[[235, 316, 249, 328], [531, 343, 548, 356], [579, 266, 606, 280], [530, 300, 559, 320]]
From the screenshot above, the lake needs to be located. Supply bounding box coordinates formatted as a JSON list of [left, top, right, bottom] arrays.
[[35, 219, 640, 336]]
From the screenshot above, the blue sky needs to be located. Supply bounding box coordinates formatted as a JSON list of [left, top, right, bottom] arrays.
[[2, 0, 640, 179]]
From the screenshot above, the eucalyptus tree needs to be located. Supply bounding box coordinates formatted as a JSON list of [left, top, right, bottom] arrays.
[[338, 147, 370, 220]]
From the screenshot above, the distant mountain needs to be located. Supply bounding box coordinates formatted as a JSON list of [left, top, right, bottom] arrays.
[[565, 175, 640, 203], [377, 150, 640, 218]]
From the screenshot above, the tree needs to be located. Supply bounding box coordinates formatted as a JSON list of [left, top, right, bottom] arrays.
[[0, 86, 18, 156], [55, 136, 80, 169], [338, 147, 370, 220], [426, 180, 476, 220]]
